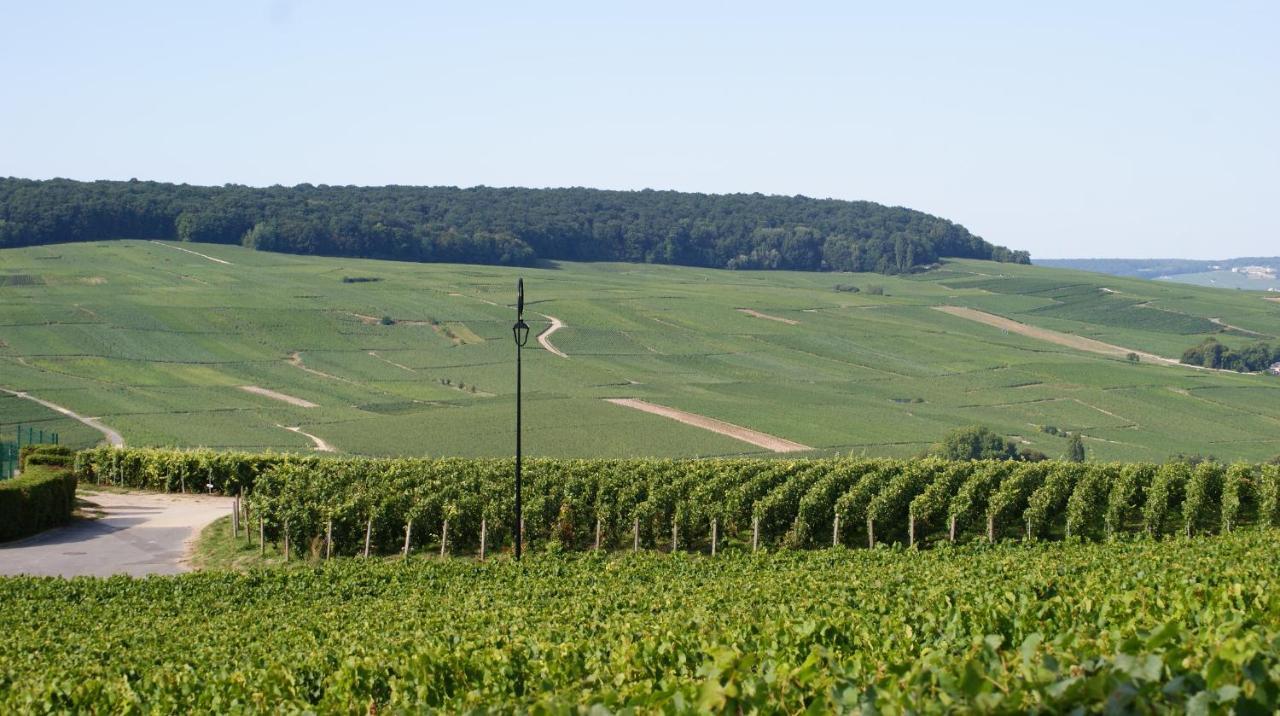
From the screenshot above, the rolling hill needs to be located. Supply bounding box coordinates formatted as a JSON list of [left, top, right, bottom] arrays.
[[4, 240, 1280, 461]]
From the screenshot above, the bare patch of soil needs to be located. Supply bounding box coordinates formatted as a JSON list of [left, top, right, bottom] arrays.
[[604, 398, 811, 453]]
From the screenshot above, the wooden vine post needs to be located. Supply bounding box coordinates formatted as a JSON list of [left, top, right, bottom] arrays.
[[231, 497, 239, 538], [752, 516, 759, 553], [325, 520, 333, 560], [632, 517, 639, 552], [987, 515, 995, 544], [439, 519, 449, 558], [283, 519, 290, 562], [363, 517, 373, 558], [671, 519, 678, 553], [479, 518, 487, 561], [908, 510, 915, 548], [832, 513, 840, 548], [949, 515, 957, 543], [867, 517, 875, 549], [402, 520, 412, 559], [258, 517, 264, 556], [594, 517, 602, 551], [710, 518, 717, 556]]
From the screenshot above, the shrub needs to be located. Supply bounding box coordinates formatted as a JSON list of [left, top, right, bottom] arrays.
[[0, 465, 77, 541], [19, 444, 72, 470]]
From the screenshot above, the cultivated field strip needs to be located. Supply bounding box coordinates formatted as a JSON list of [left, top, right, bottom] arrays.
[[78, 449, 1280, 557]]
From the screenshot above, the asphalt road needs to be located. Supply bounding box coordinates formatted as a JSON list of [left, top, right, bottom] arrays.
[[0, 490, 232, 577]]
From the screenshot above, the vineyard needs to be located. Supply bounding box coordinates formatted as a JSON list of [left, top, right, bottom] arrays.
[[76, 448, 1280, 557], [2, 533, 1278, 712], [9, 241, 1280, 462]]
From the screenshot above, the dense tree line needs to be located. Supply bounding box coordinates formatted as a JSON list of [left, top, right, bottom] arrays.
[[1181, 338, 1280, 373], [0, 178, 1028, 273]]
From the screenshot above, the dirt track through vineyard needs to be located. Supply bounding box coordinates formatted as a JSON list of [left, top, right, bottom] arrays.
[[933, 306, 1181, 365], [538, 314, 568, 358], [604, 398, 811, 453], [0, 387, 125, 446]]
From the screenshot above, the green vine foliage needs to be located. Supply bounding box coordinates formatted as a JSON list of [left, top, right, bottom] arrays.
[[1105, 464, 1155, 537], [865, 459, 946, 547], [790, 460, 881, 548], [754, 461, 834, 546], [908, 462, 971, 545], [1065, 464, 1118, 541], [984, 462, 1049, 543], [72, 448, 1280, 556], [946, 462, 1015, 543], [833, 464, 897, 547], [1219, 463, 1254, 534], [1259, 464, 1280, 528], [1183, 462, 1225, 537], [1024, 463, 1081, 541], [1143, 462, 1191, 537]]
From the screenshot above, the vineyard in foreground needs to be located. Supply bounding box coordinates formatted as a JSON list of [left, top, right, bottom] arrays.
[[2, 533, 1278, 712], [76, 448, 1280, 557]]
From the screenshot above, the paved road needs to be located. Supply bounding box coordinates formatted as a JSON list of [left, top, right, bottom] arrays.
[[0, 491, 232, 577]]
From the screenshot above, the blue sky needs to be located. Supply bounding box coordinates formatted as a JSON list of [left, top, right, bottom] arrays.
[[2, 2, 1276, 259]]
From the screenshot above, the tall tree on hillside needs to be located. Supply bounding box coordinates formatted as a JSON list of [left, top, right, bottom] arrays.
[[1065, 433, 1086, 463]]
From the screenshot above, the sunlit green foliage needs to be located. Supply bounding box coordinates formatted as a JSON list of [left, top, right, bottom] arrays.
[[3, 533, 1280, 712]]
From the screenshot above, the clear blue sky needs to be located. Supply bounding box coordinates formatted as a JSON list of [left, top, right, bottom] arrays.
[[2, 2, 1276, 259]]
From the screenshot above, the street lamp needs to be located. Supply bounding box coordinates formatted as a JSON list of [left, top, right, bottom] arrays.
[[512, 278, 530, 560]]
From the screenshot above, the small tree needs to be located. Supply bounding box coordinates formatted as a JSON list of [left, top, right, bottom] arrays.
[[1126, 352, 1140, 363], [1065, 433, 1086, 463], [932, 426, 1019, 461]]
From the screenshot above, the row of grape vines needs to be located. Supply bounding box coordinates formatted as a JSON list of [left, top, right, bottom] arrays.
[[3, 533, 1279, 711], [76, 448, 1280, 557]]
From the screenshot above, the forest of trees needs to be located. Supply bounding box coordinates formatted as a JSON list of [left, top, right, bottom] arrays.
[[0, 178, 1029, 274]]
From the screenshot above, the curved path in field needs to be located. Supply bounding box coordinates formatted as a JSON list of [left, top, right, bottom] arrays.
[[537, 314, 568, 358], [0, 387, 124, 446], [0, 490, 231, 577], [278, 424, 337, 452]]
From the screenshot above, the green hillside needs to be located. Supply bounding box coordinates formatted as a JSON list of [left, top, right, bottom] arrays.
[[3, 240, 1280, 461]]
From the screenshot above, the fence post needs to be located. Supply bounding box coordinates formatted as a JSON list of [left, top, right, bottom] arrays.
[[480, 518, 487, 561], [633, 517, 639, 552], [439, 519, 448, 558], [711, 517, 717, 556], [833, 513, 840, 548]]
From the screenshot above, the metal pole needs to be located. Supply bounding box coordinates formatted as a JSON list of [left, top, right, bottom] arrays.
[[515, 335, 522, 561]]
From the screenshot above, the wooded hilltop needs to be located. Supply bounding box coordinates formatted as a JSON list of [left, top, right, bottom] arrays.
[[0, 178, 1029, 273]]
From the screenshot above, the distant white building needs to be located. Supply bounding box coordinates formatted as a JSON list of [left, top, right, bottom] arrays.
[[1269, 362, 1280, 376]]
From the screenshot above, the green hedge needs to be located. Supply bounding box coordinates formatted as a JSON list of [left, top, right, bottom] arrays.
[[19, 444, 72, 470], [0, 465, 78, 542]]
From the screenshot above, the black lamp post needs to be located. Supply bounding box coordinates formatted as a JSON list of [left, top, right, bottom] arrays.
[[512, 278, 530, 560]]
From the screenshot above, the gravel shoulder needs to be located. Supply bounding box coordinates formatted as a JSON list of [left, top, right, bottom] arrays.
[[0, 490, 232, 577]]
